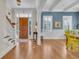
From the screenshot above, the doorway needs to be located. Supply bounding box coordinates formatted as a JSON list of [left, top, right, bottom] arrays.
[[19, 17, 28, 39]]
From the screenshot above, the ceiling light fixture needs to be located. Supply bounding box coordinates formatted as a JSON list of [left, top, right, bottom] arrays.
[[16, 0, 21, 6]]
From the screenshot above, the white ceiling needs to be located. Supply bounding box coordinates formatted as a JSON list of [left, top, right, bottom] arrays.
[[6, 0, 79, 12], [6, 0, 36, 8]]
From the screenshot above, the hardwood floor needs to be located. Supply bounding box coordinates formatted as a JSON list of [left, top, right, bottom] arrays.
[[2, 40, 79, 59]]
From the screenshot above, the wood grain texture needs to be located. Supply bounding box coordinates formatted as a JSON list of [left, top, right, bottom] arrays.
[[2, 40, 79, 59], [19, 17, 28, 39]]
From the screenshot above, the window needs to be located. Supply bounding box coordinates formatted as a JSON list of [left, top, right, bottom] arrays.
[[63, 16, 72, 30], [16, 13, 32, 17], [29, 18, 32, 35], [43, 16, 53, 32]]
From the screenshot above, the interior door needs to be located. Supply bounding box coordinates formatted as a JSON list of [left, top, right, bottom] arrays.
[[19, 17, 28, 39]]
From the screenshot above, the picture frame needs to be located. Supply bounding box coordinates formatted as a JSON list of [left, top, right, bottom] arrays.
[[53, 21, 61, 29]]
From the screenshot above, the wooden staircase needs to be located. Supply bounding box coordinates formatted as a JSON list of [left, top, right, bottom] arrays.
[[0, 15, 16, 58], [6, 16, 15, 28], [0, 35, 15, 58]]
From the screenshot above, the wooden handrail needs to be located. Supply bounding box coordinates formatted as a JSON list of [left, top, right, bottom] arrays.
[[6, 16, 15, 28], [4, 36, 10, 38], [0, 35, 10, 39]]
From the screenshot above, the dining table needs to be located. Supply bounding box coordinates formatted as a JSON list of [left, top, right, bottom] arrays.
[[70, 33, 79, 39]]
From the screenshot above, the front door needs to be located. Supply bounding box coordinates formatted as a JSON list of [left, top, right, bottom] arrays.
[[19, 17, 28, 39]]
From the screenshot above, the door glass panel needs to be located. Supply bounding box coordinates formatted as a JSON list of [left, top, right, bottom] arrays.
[[29, 18, 32, 35]]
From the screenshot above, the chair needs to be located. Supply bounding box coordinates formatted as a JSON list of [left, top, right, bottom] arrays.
[[65, 31, 71, 47], [72, 36, 79, 52], [65, 33, 73, 50], [65, 33, 79, 52]]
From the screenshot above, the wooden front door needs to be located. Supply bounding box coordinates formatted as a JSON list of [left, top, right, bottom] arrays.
[[19, 17, 28, 39]]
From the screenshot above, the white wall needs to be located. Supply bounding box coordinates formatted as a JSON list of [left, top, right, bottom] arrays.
[[0, 0, 7, 38], [0, 0, 14, 38]]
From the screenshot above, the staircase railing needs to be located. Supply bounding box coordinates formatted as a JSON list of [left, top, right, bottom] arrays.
[[6, 16, 15, 28]]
